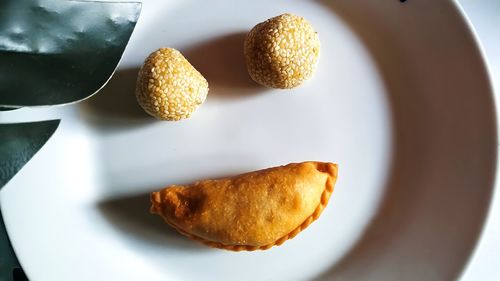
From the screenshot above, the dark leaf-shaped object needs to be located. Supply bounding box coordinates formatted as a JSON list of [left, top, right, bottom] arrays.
[[0, 107, 19, 111], [1, 209, 28, 281], [0, 119, 59, 281], [0, 120, 60, 188], [0, 0, 141, 108]]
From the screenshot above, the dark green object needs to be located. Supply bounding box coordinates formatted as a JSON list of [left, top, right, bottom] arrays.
[[0, 120, 60, 281], [0, 0, 141, 108], [0, 209, 27, 281], [0, 1, 141, 278], [0, 108, 19, 112], [0, 120, 60, 187]]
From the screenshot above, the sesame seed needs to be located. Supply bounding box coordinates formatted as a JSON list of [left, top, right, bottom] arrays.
[[135, 48, 209, 121], [244, 13, 320, 89]]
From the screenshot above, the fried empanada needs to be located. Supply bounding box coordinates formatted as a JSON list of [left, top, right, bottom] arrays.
[[150, 161, 338, 251]]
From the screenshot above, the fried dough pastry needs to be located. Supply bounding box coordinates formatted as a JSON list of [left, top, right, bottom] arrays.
[[150, 161, 337, 251]]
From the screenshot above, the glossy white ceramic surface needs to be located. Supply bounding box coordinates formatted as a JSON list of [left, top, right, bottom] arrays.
[[0, 0, 495, 280]]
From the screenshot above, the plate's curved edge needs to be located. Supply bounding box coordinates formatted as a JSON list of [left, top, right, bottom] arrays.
[[449, 0, 498, 279], [1, 1, 497, 280], [0, 208, 28, 281], [312, 0, 498, 280], [0, 119, 61, 281], [0, 107, 21, 111], [0, 119, 61, 188]]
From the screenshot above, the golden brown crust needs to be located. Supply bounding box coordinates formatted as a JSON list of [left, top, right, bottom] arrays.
[[244, 13, 320, 89], [150, 162, 337, 251], [135, 48, 209, 121]]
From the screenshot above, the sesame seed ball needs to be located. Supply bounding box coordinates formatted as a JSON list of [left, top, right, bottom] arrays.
[[244, 13, 320, 89], [135, 48, 209, 121]]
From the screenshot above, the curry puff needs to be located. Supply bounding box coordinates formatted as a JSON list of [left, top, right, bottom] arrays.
[[150, 161, 338, 251]]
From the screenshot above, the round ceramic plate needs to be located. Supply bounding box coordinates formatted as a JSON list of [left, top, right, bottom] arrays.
[[0, 0, 496, 280]]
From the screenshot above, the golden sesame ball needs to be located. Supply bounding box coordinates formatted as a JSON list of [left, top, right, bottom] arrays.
[[135, 48, 209, 121], [244, 13, 320, 89]]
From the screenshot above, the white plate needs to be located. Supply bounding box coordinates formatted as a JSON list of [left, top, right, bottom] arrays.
[[0, 0, 496, 280]]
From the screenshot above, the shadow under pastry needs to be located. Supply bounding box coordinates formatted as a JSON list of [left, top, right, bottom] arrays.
[[98, 192, 209, 251]]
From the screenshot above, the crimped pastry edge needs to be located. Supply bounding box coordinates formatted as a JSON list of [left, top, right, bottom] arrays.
[[151, 163, 337, 251]]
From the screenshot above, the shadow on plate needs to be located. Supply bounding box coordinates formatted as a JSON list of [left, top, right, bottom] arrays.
[[183, 31, 267, 99], [314, 0, 496, 280], [79, 31, 266, 131], [78, 68, 156, 131], [98, 192, 209, 251]]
